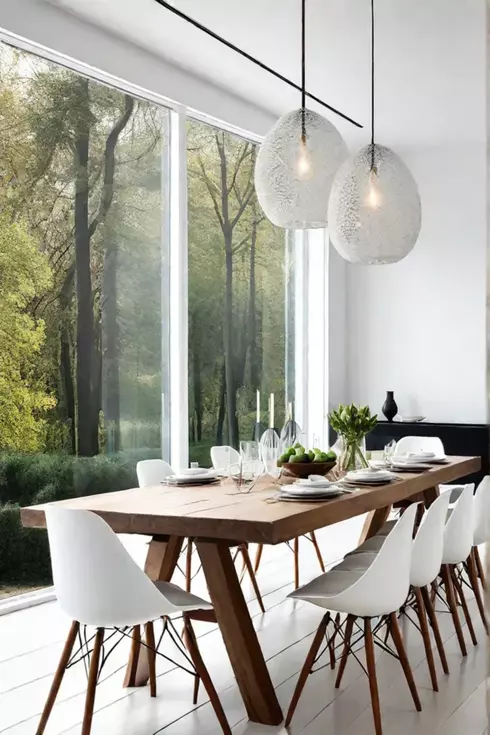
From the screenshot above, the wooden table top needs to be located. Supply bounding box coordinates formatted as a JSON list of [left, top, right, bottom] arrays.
[[21, 456, 480, 545]]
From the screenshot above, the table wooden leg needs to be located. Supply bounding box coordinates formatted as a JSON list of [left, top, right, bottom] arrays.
[[124, 535, 184, 687], [358, 506, 391, 544], [423, 485, 439, 508], [196, 539, 283, 726]]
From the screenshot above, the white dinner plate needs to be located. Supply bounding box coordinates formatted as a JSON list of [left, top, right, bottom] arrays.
[[391, 462, 431, 472], [346, 470, 396, 482], [277, 492, 343, 503], [280, 486, 342, 499], [293, 479, 336, 490]]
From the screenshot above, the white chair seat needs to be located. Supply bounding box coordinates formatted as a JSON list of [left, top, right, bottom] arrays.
[[153, 581, 212, 613], [338, 552, 380, 571], [289, 568, 367, 605], [439, 483, 467, 505]]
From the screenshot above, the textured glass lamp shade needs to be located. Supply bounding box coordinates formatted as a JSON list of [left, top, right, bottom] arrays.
[[255, 108, 348, 229], [328, 144, 422, 264]]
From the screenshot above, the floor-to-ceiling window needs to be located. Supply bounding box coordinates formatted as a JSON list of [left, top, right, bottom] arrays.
[[0, 42, 169, 597], [186, 120, 295, 465]]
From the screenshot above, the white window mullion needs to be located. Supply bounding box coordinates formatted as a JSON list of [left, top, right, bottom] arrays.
[[169, 109, 189, 470], [306, 229, 328, 450], [294, 230, 309, 440]]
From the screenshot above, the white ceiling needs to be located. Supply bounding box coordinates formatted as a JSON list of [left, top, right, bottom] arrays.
[[50, 0, 485, 148]]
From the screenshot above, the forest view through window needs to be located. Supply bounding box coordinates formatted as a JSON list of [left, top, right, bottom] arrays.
[[187, 121, 295, 465], [0, 44, 168, 596]]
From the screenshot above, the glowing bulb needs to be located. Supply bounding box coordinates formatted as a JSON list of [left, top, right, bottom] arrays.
[[295, 134, 314, 180], [366, 169, 381, 209]]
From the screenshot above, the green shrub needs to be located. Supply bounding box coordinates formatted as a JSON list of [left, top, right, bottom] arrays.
[[0, 504, 52, 585], [0, 450, 144, 587]]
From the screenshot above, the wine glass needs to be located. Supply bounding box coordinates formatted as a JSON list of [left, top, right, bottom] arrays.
[[383, 439, 396, 466], [228, 457, 262, 494]]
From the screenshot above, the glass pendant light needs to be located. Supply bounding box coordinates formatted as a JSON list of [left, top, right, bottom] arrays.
[[328, 0, 421, 264], [255, 0, 348, 229]]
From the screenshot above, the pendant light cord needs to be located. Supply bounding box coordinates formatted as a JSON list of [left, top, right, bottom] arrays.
[[301, 0, 306, 138], [370, 0, 376, 169]]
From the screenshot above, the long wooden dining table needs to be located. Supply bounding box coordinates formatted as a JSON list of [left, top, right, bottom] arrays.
[[21, 455, 480, 726]]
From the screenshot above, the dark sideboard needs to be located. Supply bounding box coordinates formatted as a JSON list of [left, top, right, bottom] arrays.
[[329, 421, 489, 485]]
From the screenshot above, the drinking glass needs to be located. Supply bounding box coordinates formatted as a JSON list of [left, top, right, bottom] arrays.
[[383, 439, 397, 466], [240, 440, 259, 462], [228, 458, 262, 494]]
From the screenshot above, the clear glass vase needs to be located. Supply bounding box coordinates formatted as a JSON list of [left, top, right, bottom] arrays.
[[339, 436, 369, 473]]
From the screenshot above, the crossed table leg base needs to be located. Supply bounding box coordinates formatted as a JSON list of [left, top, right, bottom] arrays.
[[123, 534, 283, 727]]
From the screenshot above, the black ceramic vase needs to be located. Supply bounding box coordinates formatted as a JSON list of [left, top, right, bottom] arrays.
[[382, 391, 398, 422]]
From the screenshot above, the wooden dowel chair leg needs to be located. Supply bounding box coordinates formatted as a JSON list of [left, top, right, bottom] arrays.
[[285, 613, 330, 727], [183, 615, 231, 735], [421, 585, 449, 675], [294, 537, 300, 589], [441, 564, 467, 657], [310, 531, 325, 573], [450, 565, 478, 646], [145, 622, 157, 697], [36, 620, 80, 735], [474, 546, 486, 590], [467, 552, 488, 633], [185, 539, 193, 592], [240, 545, 266, 613], [364, 618, 382, 735], [414, 588, 438, 691], [81, 627, 104, 735], [335, 615, 355, 688], [389, 613, 422, 712]]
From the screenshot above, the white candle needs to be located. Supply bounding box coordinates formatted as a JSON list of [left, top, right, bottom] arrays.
[[270, 392, 275, 429], [288, 402, 293, 421], [256, 390, 260, 423]]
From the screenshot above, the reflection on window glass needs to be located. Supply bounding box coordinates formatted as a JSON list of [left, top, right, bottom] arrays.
[[0, 43, 168, 596], [187, 121, 295, 465]]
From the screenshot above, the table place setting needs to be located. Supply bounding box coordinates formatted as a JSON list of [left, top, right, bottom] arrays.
[[162, 468, 220, 486], [339, 467, 399, 488], [389, 451, 449, 472], [269, 476, 351, 504]]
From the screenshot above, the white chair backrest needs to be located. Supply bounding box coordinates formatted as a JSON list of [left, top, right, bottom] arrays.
[[46, 506, 180, 627], [210, 445, 240, 471], [474, 475, 490, 546], [332, 504, 418, 617], [136, 459, 173, 487], [394, 436, 445, 456], [442, 483, 474, 564], [410, 493, 451, 588]]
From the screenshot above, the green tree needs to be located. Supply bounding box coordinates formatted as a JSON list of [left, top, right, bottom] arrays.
[[0, 215, 53, 450]]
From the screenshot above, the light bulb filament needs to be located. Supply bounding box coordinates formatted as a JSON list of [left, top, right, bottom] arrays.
[[367, 168, 381, 209], [296, 134, 313, 181]]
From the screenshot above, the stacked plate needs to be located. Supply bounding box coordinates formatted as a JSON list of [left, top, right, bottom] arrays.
[[278, 478, 344, 503], [163, 469, 219, 486], [391, 451, 449, 471], [343, 468, 396, 487]]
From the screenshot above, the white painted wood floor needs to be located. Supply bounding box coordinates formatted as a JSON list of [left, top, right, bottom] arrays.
[[0, 517, 487, 735]]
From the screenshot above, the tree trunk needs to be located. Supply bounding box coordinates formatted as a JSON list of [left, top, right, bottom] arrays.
[[74, 77, 97, 456], [216, 362, 226, 445], [223, 233, 238, 448], [192, 335, 203, 442], [102, 237, 120, 453], [249, 215, 259, 392], [59, 264, 76, 454], [92, 315, 102, 453]]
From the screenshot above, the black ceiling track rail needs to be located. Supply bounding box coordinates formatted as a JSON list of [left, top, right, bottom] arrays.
[[152, 0, 363, 129]]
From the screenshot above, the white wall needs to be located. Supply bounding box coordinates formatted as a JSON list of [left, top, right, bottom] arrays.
[[343, 0, 488, 425], [346, 144, 487, 423], [0, 0, 275, 137]]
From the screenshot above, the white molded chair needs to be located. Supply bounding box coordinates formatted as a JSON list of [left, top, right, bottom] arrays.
[[394, 435, 445, 456], [343, 492, 452, 689], [286, 505, 420, 735], [469, 475, 490, 608], [118, 460, 174, 567], [439, 484, 478, 656], [39, 506, 230, 735], [137, 458, 173, 486], [210, 445, 240, 473]]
